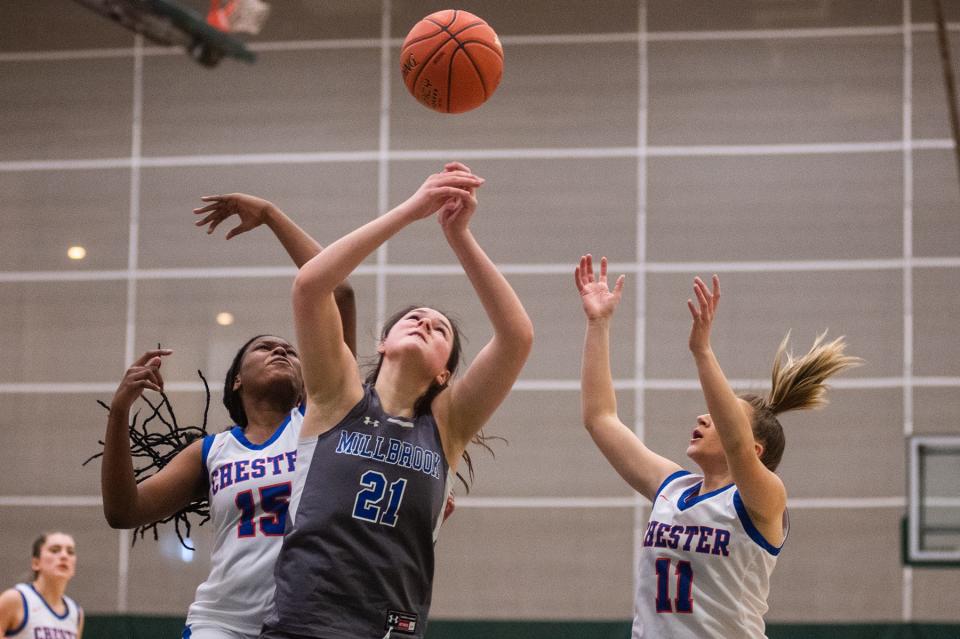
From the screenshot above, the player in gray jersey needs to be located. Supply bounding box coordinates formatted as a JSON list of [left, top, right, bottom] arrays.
[[262, 162, 533, 639]]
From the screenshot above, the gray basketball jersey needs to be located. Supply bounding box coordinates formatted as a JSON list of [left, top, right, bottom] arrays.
[[263, 385, 454, 639]]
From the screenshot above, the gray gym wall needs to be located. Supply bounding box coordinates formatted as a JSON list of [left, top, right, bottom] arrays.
[[1, 0, 958, 624]]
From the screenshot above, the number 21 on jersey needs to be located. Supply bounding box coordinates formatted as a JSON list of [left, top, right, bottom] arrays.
[[353, 470, 407, 527]]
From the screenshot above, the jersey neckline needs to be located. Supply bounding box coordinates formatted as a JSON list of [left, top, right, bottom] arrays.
[[27, 583, 69, 620], [229, 407, 298, 450], [677, 479, 735, 511]]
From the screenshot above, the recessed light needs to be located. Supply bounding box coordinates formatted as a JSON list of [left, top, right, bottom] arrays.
[[216, 312, 235, 326], [67, 246, 86, 260]]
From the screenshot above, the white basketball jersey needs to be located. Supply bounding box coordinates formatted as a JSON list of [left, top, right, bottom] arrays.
[[186, 406, 304, 636], [7, 583, 81, 639], [632, 471, 788, 639]]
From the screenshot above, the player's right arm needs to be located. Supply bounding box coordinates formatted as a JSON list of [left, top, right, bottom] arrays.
[[194, 193, 358, 356], [0, 588, 24, 634], [576, 255, 681, 501], [292, 169, 483, 435], [100, 350, 206, 529]]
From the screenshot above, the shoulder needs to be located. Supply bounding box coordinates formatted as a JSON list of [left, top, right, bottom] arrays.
[[0, 587, 26, 633]]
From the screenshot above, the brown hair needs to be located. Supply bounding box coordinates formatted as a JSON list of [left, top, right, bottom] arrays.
[[741, 332, 862, 472]]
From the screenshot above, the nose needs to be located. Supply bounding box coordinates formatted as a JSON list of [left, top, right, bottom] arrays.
[[417, 318, 432, 333], [697, 415, 710, 427], [271, 344, 288, 355]]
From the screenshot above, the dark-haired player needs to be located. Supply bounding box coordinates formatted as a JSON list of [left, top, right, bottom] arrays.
[[261, 163, 533, 639], [99, 195, 355, 639]]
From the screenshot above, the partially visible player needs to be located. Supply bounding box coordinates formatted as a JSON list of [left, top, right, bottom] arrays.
[[100, 195, 356, 639], [261, 162, 533, 639], [0, 532, 83, 639], [575, 255, 860, 639]]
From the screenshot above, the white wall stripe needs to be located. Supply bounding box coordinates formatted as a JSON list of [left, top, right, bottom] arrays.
[[0, 495, 918, 509], [4, 256, 959, 284], [632, 0, 650, 605], [2, 376, 958, 395], [116, 34, 146, 614], [901, 0, 915, 622], [0, 497, 103, 507], [375, 0, 392, 332], [3, 139, 959, 174], [6, 22, 960, 64]]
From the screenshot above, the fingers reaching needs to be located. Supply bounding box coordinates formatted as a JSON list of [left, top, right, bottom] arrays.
[[132, 349, 172, 367]]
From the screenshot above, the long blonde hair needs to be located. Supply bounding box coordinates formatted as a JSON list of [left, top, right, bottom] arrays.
[[742, 332, 862, 471]]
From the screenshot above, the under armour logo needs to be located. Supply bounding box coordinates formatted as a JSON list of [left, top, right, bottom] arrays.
[[363, 416, 380, 428], [387, 614, 399, 624]]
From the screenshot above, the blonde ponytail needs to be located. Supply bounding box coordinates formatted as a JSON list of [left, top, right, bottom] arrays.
[[742, 332, 862, 471], [766, 332, 862, 415]]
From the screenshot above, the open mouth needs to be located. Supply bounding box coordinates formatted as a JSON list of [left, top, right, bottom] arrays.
[[690, 429, 703, 443]]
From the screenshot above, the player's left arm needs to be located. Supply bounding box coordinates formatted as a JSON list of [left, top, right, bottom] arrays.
[[0, 589, 24, 635], [194, 193, 357, 355], [688, 276, 787, 524], [431, 163, 534, 460]]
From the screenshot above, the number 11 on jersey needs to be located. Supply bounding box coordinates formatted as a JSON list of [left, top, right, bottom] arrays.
[[655, 558, 694, 613]]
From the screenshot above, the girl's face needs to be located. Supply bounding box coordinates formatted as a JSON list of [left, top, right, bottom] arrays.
[[686, 399, 758, 468], [686, 412, 723, 463], [380, 308, 455, 383], [234, 336, 304, 399], [32, 533, 76, 583]]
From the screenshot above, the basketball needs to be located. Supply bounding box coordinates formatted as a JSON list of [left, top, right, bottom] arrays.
[[400, 9, 504, 114]]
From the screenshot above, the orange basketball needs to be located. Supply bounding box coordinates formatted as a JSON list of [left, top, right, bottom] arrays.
[[400, 9, 504, 114]]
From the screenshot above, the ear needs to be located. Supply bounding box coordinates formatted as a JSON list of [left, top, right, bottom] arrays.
[[754, 441, 764, 460], [434, 369, 451, 387], [30, 556, 41, 573], [377, 341, 386, 355], [232, 375, 242, 391]]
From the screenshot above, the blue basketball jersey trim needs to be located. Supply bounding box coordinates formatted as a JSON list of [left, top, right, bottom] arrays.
[[653, 470, 691, 502], [229, 411, 293, 450], [733, 490, 784, 556], [4, 588, 28, 636], [677, 480, 735, 511], [297, 402, 306, 416], [181, 625, 192, 639], [27, 584, 69, 620], [200, 433, 216, 480]]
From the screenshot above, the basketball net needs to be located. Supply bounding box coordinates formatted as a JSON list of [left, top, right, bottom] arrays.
[[207, 0, 270, 34]]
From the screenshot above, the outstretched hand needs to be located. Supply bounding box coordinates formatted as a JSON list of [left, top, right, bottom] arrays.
[[399, 164, 484, 223], [575, 254, 625, 321], [687, 275, 720, 354], [437, 161, 481, 235], [194, 193, 276, 240], [112, 349, 172, 412]]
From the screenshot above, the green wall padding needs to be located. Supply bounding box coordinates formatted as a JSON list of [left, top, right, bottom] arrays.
[[83, 616, 960, 639]]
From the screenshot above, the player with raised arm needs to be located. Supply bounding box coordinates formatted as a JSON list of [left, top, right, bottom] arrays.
[[99, 196, 356, 639], [575, 254, 860, 638], [261, 162, 533, 639]]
